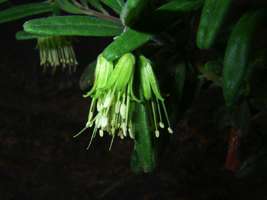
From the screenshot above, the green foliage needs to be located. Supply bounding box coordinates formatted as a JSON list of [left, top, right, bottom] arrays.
[[157, 0, 203, 12], [23, 16, 123, 37], [101, 0, 124, 14], [121, 0, 150, 26], [55, 0, 83, 14], [103, 28, 151, 61], [0, 2, 53, 24], [223, 10, 266, 107], [87, 0, 107, 13], [197, 0, 232, 49]]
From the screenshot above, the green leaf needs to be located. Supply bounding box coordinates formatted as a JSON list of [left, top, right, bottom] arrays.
[[197, 0, 232, 49], [121, 0, 150, 26], [23, 16, 123, 37], [223, 10, 267, 107], [0, 2, 53, 24], [55, 0, 83, 14], [103, 28, 151, 61], [157, 0, 203, 12], [101, 0, 124, 14], [86, 0, 107, 14], [15, 30, 47, 40], [131, 102, 156, 173]]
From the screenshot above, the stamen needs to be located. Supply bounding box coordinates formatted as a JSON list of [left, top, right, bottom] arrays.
[[115, 101, 121, 114], [155, 130, 160, 138], [121, 122, 127, 137], [125, 85, 131, 131], [99, 129, 104, 137], [108, 135, 115, 151], [156, 98, 165, 128], [73, 126, 88, 138], [87, 98, 96, 125], [168, 127, 174, 134], [151, 101, 160, 137], [161, 100, 173, 134], [128, 128, 134, 139], [86, 126, 98, 150], [120, 103, 126, 119], [103, 92, 113, 108], [100, 116, 108, 129]]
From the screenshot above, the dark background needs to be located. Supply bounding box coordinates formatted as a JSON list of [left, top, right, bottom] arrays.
[[1, 1, 267, 200]]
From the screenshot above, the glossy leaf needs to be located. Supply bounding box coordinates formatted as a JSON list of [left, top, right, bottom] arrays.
[[87, 0, 107, 14], [223, 10, 266, 107], [131, 102, 156, 173], [157, 0, 202, 12], [23, 16, 123, 37], [55, 0, 83, 14], [197, 0, 232, 49], [0, 2, 53, 24], [121, 0, 150, 26], [101, 0, 124, 14], [103, 28, 151, 61]]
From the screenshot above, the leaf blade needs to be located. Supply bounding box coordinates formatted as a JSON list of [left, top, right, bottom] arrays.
[[103, 28, 151, 61], [0, 2, 53, 24], [55, 0, 83, 14], [157, 0, 203, 12], [101, 0, 124, 14], [23, 16, 123, 37], [121, 0, 150, 26]]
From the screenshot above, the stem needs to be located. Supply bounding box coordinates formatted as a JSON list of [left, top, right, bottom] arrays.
[[71, 0, 121, 24]]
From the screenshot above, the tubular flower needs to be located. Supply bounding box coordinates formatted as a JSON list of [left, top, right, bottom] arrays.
[[37, 36, 78, 73], [74, 53, 138, 149], [139, 55, 173, 137]]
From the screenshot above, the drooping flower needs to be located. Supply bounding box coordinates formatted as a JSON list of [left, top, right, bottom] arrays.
[[37, 36, 78, 73], [139, 55, 173, 137], [74, 53, 138, 149]]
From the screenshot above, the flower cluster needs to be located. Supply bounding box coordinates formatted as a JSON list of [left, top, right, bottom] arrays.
[[75, 53, 173, 149], [37, 36, 78, 73]]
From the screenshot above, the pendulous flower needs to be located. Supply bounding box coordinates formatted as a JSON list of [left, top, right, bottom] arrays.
[[75, 53, 173, 150], [37, 36, 78, 73], [74, 53, 138, 149], [139, 55, 173, 137]]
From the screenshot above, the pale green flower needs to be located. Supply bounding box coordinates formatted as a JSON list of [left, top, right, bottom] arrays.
[[139, 55, 173, 137], [37, 36, 78, 73], [75, 53, 137, 149]]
